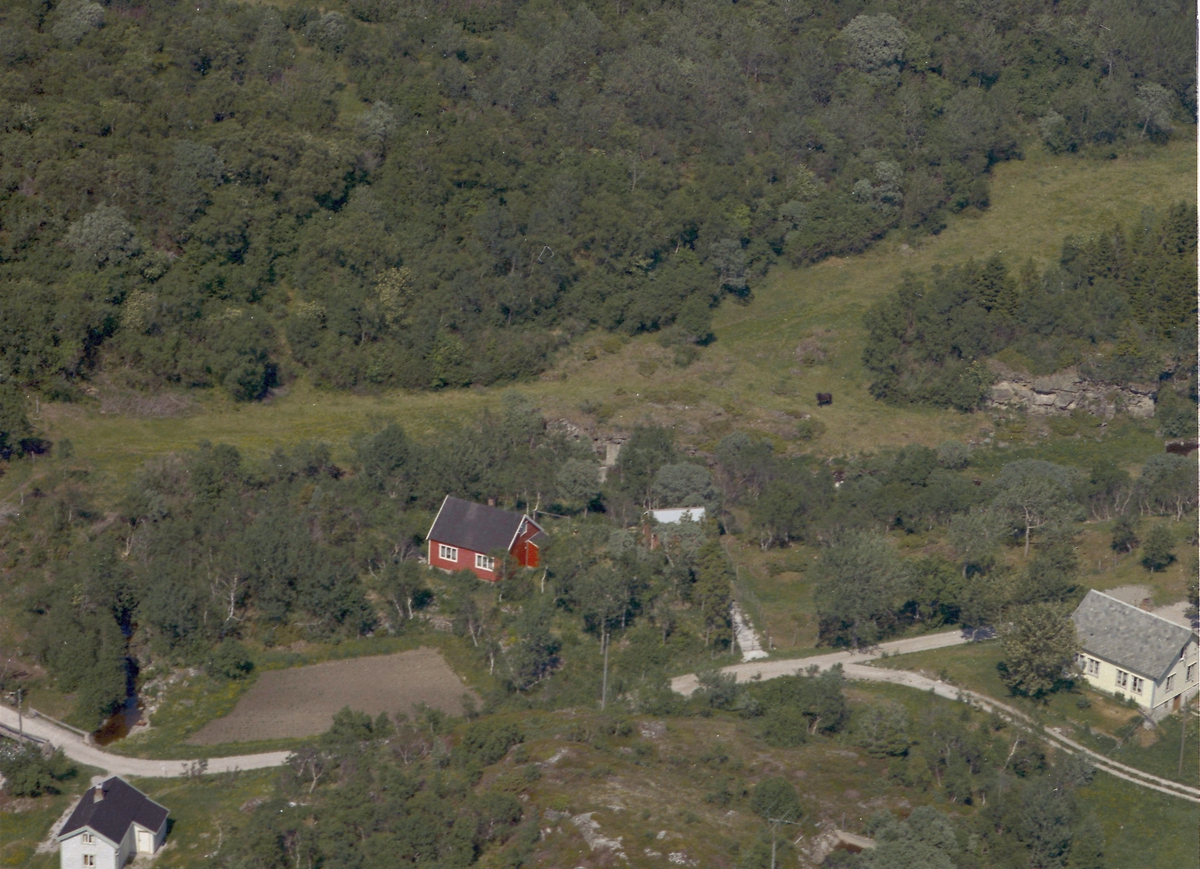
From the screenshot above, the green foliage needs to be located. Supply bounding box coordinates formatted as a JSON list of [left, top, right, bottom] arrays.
[[854, 702, 912, 759], [859, 806, 959, 869], [746, 667, 848, 744], [793, 417, 825, 442], [650, 463, 718, 513], [1140, 523, 1176, 572], [1111, 514, 1139, 553], [998, 603, 1079, 699], [865, 209, 1198, 408], [842, 14, 908, 74], [1135, 454, 1199, 520], [991, 460, 1082, 555], [555, 458, 601, 514], [814, 532, 911, 647], [0, 1, 1188, 402], [936, 440, 971, 470], [0, 382, 32, 459], [1155, 388, 1198, 439], [209, 639, 255, 681], [693, 539, 733, 648], [50, 0, 104, 45], [749, 777, 801, 823], [0, 743, 77, 797], [457, 718, 523, 768]]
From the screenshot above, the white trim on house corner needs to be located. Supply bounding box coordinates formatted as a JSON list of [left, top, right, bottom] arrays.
[[426, 495, 450, 544], [505, 513, 545, 552]]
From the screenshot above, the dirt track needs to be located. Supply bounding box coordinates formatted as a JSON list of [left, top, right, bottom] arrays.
[[187, 648, 476, 745]]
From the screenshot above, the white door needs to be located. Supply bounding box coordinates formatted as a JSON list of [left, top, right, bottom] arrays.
[[136, 828, 154, 853]]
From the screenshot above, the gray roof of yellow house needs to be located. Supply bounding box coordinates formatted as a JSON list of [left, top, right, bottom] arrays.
[[1071, 590, 1197, 682]]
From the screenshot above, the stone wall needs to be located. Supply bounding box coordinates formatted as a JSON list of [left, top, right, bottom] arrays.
[[986, 368, 1156, 419]]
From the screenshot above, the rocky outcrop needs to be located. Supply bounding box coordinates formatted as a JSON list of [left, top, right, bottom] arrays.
[[986, 367, 1155, 419]]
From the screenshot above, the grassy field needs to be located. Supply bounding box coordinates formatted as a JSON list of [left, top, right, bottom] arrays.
[[9, 130, 1193, 504], [1078, 773, 1200, 869]]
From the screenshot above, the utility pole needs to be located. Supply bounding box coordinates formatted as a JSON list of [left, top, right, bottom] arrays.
[[766, 817, 801, 869]]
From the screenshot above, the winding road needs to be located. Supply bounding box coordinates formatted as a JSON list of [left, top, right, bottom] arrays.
[[0, 705, 290, 778], [2, 627, 1196, 803], [671, 628, 1200, 804]]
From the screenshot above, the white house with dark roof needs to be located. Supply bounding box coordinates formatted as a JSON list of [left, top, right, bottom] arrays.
[[1071, 589, 1199, 719], [57, 776, 168, 869]]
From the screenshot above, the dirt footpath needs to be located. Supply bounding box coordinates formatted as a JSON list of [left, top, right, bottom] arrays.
[[187, 648, 476, 745]]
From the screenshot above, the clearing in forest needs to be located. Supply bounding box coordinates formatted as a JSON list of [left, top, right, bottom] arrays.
[[186, 648, 475, 744]]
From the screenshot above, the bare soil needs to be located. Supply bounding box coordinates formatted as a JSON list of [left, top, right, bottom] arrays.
[[186, 648, 476, 745]]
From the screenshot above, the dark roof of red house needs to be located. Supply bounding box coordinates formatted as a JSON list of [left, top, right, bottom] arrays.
[[58, 777, 168, 845], [428, 496, 545, 554]]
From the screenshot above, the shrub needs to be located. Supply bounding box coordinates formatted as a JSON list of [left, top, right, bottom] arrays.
[[0, 744, 76, 796], [210, 639, 255, 680], [458, 719, 523, 768], [1141, 524, 1175, 572]]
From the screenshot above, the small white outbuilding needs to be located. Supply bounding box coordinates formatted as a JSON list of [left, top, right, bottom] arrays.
[[649, 507, 706, 524]]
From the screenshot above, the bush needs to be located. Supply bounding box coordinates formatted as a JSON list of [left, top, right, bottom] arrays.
[[1111, 514, 1138, 553], [853, 702, 911, 758], [1156, 389, 1198, 439], [458, 719, 523, 768], [936, 440, 970, 470], [210, 639, 255, 680], [1141, 524, 1176, 572], [794, 418, 826, 441], [749, 777, 801, 822], [0, 743, 76, 796]]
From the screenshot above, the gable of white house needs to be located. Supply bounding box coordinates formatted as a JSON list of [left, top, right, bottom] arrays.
[[60, 827, 124, 869], [60, 819, 165, 869]]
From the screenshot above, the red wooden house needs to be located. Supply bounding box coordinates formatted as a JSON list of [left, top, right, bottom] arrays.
[[426, 496, 546, 581]]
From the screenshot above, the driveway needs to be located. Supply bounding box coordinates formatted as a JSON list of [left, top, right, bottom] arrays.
[[670, 627, 978, 695], [0, 705, 291, 778]]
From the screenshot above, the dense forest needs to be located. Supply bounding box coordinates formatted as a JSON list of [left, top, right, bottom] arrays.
[[863, 203, 1198, 412], [0, 0, 1194, 398]]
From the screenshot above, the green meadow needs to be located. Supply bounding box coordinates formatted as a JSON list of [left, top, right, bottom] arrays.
[[14, 130, 1194, 504]]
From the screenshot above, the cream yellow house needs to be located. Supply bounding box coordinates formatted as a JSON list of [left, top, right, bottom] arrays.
[[1071, 590, 1198, 719]]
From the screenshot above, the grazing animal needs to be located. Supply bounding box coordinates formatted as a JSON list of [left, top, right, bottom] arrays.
[[1165, 440, 1198, 456], [816, 392, 833, 406]]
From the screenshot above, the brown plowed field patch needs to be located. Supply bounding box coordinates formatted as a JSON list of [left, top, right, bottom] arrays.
[[186, 648, 476, 745]]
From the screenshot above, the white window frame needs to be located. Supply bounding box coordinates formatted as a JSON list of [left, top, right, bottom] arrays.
[[1165, 674, 1175, 692], [475, 553, 494, 572], [1131, 675, 1144, 695], [1115, 669, 1128, 689], [1188, 663, 1196, 683], [83, 857, 96, 867], [82, 833, 94, 845], [438, 544, 458, 563], [1085, 657, 1100, 676]]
